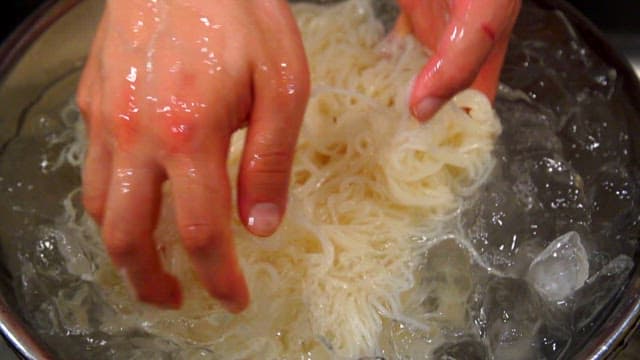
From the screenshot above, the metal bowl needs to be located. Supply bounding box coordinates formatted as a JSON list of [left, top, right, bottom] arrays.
[[0, 0, 638, 358]]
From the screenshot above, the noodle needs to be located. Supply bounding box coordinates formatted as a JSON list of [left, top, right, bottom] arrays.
[[62, 0, 501, 358]]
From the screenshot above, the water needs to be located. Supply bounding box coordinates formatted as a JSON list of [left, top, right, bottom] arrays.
[[432, 338, 487, 360], [451, 2, 640, 358], [478, 277, 542, 359], [572, 255, 634, 331], [0, 0, 639, 359]]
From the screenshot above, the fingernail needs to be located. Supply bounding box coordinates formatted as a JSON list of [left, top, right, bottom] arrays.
[[247, 203, 281, 237], [414, 97, 445, 121]]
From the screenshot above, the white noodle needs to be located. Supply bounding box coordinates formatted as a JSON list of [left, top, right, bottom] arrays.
[[59, 1, 501, 358]]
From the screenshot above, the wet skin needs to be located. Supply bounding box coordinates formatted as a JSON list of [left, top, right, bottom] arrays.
[[77, 0, 520, 312], [395, 0, 521, 119]]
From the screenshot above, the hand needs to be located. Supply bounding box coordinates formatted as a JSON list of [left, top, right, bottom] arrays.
[[394, 0, 521, 120], [76, 0, 309, 312]]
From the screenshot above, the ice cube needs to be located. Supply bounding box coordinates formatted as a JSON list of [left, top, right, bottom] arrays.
[[431, 337, 487, 360], [589, 163, 636, 231], [536, 322, 571, 360], [572, 254, 634, 330], [477, 277, 542, 360], [508, 155, 590, 235], [462, 177, 537, 273], [383, 320, 437, 360], [526, 231, 589, 302], [416, 239, 473, 329], [560, 92, 632, 174]]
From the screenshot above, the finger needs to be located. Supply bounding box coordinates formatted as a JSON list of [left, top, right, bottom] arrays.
[[391, 11, 412, 37], [76, 65, 97, 122], [396, 0, 450, 49], [471, 35, 511, 100], [409, 0, 521, 120], [102, 154, 181, 308], [82, 118, 112, 223], [80, 67, 112, 223], [80, 67, 115, 222], [78, 15, 111, 222], [238, 1, 310, 237], [167, 151, 249, 313]]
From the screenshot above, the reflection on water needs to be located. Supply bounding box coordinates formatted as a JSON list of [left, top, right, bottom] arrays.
[[0, 0, 639, 359]]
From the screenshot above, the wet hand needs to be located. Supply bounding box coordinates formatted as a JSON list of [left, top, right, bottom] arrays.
[[76, 0, 309, 312], [394, 0, 521, 120]]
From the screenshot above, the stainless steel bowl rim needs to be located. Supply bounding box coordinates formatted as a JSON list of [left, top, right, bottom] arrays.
[[0, 1, 638, 359]]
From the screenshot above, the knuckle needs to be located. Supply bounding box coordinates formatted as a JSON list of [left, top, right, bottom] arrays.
[[179, 223, 221, 254], [260, 57, 310, 111], [279, 68, 310, 106], [171, 169, 226, 200], [102, 227, 138, 263], [76, 90, 92, 117], [248, 149, 293, 178], [158, 116, 199, 155], [244, 150, 292, 197]]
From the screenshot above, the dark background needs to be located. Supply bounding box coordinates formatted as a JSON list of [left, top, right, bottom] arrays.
[[2, 0, 638, 75], [1, 0, 639, 41], [0, 1, 637, 360], [2, 0, 47, 40]]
